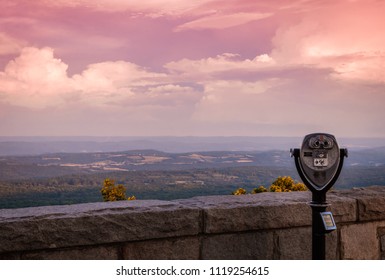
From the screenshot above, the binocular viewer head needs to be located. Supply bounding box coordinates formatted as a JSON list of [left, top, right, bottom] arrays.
[[291, 133, 347, 193]]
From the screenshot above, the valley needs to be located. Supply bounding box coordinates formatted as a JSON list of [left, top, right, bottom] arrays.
[[0, 146, 384, 209]]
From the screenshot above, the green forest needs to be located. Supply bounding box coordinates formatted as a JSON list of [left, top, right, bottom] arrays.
[[1, 165, 385, 209]]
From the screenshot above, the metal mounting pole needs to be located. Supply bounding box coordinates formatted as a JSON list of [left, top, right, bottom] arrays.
[[310, 192, 327, 260]]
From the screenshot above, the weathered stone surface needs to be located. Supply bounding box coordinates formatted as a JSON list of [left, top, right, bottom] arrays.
[[325, 230, 339, 260], [377, 227, 385, 252], [201, 231, 274, 259], [381, 235, 385, 252], [179, 192, 312, 233], [273, 227, 311, 260], [273, 226, 338, 260], [326, 192, 357, 223], [336, 187, 385, 222], [340, 221, 385, 259], [0, 200, 200, 253], [122, 237, 199, 259]]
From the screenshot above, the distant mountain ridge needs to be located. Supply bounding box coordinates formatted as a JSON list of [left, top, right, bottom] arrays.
[[0, 136, 384, 156]]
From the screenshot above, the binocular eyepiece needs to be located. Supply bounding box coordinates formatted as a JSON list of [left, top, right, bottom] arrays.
[[308, 135, 334, 149]]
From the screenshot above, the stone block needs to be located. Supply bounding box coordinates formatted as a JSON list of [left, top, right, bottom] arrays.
[[326, 192, 357, 223], [180, 192, 312, 234], [336, 187, 385, 222], [0, 200, 201, 253], [340, 221, 385, 259], [122, 237, 199, 259], [201, 231, 274, 259], [358, 197, 385, 221], [273, 227, 311, 259], [325, 230, 339, 260], [273, 226, 338, 260], [377, 227, 385, 252]]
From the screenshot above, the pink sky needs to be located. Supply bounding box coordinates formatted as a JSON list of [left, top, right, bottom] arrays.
[[1, 0, 385, 137]]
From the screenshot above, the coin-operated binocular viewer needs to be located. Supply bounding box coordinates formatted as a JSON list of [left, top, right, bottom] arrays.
[[291, 133, 348, 260]]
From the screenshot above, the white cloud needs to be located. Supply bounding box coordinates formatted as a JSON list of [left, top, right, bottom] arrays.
[[270, 1, 385, 84], [71, 60, 167, 106], [175, 12, 273, 31], [5, 47, 68, 83], [0, 47, 195, 109], [0, 47, 71, 108], [40, 0, 213, 15], [165, 53, 275, 79]]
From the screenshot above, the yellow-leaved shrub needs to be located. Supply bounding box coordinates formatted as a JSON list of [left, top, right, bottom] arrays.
[[232, 176, 307, 195], [101, 178, 136, 202]]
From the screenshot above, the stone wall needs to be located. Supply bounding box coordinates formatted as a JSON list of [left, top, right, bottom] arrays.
[[1, 186, 385, 260]]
